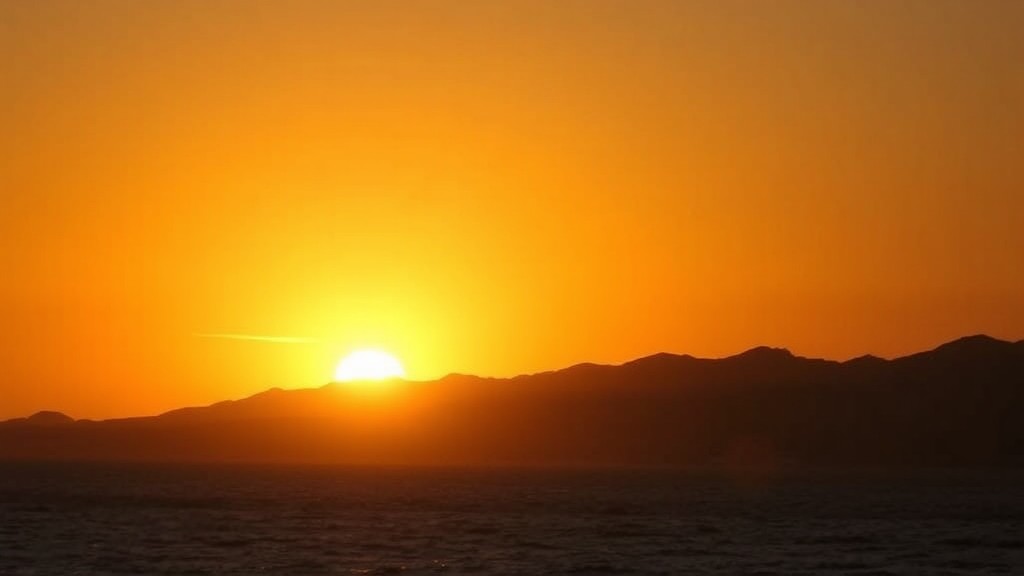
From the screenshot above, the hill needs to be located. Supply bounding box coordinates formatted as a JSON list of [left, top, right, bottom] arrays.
[[1, 335, 1021, 468]]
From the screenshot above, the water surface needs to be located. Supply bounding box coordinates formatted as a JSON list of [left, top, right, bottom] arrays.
[[1, 463, 1021, 575]]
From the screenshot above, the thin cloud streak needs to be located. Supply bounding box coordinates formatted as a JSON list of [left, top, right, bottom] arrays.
[[194, 333, 320, 344]]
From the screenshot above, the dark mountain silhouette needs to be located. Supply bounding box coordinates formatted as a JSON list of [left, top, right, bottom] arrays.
[[2, 411, 75, 426], [2, 335, 1021, 468]]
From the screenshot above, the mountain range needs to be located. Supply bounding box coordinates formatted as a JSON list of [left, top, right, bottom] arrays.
[[2, 335, 1021, 469]]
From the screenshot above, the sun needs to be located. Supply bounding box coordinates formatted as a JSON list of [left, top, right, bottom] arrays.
[[334, 349, 406, 382]]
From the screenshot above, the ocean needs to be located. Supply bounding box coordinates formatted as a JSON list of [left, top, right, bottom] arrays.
[[1, 463, 1021, 575]]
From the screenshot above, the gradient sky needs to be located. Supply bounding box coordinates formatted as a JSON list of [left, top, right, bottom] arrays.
[[2, 0, 1022, 419]]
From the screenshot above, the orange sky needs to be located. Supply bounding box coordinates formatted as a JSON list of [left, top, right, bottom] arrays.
[[1, 0, 1022, 419]]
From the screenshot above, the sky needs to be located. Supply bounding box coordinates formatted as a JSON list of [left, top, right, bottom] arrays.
[[1, 0, 1022, 419]]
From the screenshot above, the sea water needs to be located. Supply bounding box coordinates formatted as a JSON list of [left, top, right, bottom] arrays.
[[1, 463, 1021, 575]]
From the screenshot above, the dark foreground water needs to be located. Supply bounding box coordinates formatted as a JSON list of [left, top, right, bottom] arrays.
[[0, 463, 1021, 575]]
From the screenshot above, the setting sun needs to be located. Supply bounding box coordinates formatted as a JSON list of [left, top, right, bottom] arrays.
[[334, 350, 406, 382]]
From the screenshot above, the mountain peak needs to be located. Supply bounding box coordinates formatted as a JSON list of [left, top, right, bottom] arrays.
[[630, 351, 688, 363], [730, 346, 794, 361], [621, 352, 696, 371], [932, 334, 1011, 354], [844, 354, 886, 365], [26, 411, 74, 425]]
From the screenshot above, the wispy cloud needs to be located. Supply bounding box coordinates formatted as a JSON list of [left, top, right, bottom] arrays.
[[194, 333, 320, 344]]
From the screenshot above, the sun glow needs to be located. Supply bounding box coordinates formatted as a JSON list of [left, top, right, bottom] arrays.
[[334, 349, 406, 382]]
